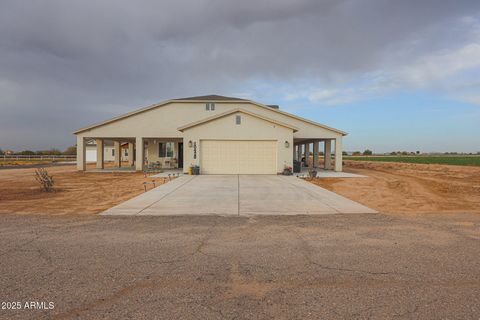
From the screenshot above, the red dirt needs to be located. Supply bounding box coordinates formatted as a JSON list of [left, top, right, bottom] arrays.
[[0, 165, 170, 215], [308, 160, 480, 214]]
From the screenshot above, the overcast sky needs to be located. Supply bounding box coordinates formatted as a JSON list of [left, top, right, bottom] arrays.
[[1, 0, 479, 152]]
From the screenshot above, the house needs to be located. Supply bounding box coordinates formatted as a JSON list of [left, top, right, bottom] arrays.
[[85, 140, 131, 163], [74, 95, 346, 174]]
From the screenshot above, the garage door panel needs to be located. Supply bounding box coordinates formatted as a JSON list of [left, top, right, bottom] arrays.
[[201, 140, 276, 174]]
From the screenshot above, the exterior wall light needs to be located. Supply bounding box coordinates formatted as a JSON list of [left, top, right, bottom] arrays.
[[188, 140, 193, 148], [285, 141, 290, 148]]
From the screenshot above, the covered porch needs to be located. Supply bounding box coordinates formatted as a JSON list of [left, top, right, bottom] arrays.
[[76, 136, 184, 172], [293, 138, 343, 172]]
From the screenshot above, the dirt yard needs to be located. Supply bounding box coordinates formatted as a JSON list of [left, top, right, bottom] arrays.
[[309, 160, 480, 214], [1, 161, 480, 215], [0, 165, 171, 214]]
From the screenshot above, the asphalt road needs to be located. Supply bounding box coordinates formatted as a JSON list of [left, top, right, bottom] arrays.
[[0, 213, 479, 319]]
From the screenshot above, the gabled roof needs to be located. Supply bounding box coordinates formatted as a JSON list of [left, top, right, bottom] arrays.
[[173, 94, 247, 101], [74, 95, 347, 135], [177, 108, 298, 132]]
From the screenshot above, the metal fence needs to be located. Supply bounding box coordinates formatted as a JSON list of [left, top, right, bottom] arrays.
[[1, 155, 76, 161]]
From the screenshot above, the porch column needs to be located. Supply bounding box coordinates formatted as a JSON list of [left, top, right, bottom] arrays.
[[96, 139, 104, 169], [313, 141, 319, 168], [114, 141, 121, 167], [128, 142, 134, 166], [76, 136, 86, 171], [324, 140, 332, 170], [297, 144, 302, 163], [135, 137, 144, 171], [304, 143, 310, 166], [334, 137, 343, 172]]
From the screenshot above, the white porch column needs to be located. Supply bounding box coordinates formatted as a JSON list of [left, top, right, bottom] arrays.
[[96, 139, 104, 169], [324, 140, 332, 170], [297, 144, 302, 163], [334, 137, 343, 172], [114, 141, 121, 167], [76, 136, 86, 171], [135, 137, 144, 171], [128, 142, 134, 166], [313, 141, 319, 168], [304, 143, 310, 166]]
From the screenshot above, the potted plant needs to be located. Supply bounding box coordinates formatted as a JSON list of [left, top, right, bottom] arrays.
[[283, 165, 293, 175]]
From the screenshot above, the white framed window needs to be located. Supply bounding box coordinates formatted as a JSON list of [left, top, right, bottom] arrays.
[[158, 142, 174, 157], [206, 102, 215, 111], [235, 115, 241, 125], [125, 149, 128, 156], [111, 149, 115, 156]]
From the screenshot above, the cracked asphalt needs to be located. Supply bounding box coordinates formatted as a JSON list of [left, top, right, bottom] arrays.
[[0, 213, 479, 319]]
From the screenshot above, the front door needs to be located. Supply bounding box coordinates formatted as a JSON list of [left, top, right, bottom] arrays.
[[178, 143, 184, 168]]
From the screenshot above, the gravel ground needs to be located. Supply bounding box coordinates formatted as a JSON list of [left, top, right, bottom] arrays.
[[0, 213, 479, 319]]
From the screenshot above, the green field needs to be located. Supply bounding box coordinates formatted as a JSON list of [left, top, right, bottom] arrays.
[[344, 156, 480, 166]]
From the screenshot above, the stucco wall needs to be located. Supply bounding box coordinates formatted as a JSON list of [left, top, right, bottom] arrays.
[[75, 101, 343, 140], [182, 111, 294, 173]]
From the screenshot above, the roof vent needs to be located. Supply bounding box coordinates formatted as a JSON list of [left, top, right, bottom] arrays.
[[266, 105, 279, 109]]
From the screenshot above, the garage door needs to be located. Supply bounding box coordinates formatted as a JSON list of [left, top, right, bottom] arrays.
[[200, 140, 277, 174]]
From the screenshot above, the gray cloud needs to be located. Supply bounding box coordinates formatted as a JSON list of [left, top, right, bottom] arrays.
[[0, 0, 479, 149]]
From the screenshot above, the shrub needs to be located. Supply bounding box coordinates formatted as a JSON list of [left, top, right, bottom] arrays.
[[363, 149, 373, 155], [35, 168, 54, 192], [19, 150, 35, 155]]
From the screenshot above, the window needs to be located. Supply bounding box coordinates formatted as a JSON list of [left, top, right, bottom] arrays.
[[158, 142, 174, 157], [125, 149, 128, 156], [112, 149, 115, 156], [235, 115, 241, 125], [205, 102, 215, 111]]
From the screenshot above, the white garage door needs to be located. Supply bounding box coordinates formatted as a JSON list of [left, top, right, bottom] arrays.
[[86, 149, 97, 162], [201, 140, 277, 174]]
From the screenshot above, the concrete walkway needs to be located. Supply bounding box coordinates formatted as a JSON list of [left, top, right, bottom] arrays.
[[101, 175, 376, 216]]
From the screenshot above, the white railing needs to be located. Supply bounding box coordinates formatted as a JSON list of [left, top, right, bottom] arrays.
[[1, 155, 76, 161]]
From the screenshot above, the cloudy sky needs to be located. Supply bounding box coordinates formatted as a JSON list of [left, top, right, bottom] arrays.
[[1, 0, 479, 152]]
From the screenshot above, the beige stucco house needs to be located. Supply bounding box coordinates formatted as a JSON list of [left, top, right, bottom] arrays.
[[74, 95, 347, 174]]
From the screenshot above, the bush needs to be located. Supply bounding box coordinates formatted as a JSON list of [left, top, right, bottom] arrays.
[[19, 150, 35, 155], [63, 146, 77, 155], [35, 168, 54, 192], [363, 149, 373, 155]]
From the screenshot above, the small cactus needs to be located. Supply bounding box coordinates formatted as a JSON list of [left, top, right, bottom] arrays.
[[35, 168, 54, 192]]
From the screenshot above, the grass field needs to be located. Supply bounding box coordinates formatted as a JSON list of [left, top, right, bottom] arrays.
[[344, 155, 480, 166]]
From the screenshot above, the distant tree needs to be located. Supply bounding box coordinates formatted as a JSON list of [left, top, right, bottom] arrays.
[[318, 151, 324, 156], [63, 146, 77, 155], [19, 150, 35, 155], [416, 151, 420, 154], [390, 151, 397, 155], [0, 148, 3, 155], [363, 149, 373, 156], [342, 151, 348, 156], [36, 148, 62, 155], [352, 151, 362, 156]]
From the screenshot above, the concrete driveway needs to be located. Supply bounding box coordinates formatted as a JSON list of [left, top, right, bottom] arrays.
[[102, 175, 375, 216]]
